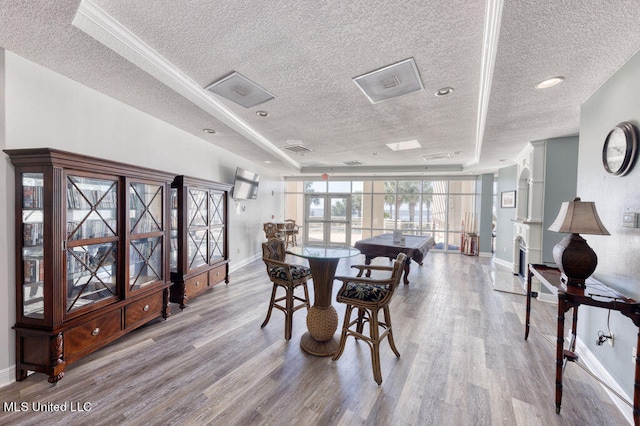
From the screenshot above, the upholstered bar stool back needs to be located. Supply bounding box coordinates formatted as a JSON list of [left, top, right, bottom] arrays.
[[261, 238, 311, 340], [332, 253, 407, 384]]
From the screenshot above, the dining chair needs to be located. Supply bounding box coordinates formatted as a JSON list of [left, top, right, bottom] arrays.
[[263, 222, 281, 240], [283, 219, 299, 248], [332, 252, 407, 384], [261, 238, 311, 340]]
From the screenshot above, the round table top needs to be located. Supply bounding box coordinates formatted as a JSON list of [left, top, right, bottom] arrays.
[[287, 245, 360, 259]]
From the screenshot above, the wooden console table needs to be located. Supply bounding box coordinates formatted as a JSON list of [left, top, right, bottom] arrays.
[[524, 264, 640, 424]]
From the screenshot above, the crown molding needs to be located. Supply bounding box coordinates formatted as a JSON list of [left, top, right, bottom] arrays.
[[473, 0, 504, 165], [72, 0, 299, 169]]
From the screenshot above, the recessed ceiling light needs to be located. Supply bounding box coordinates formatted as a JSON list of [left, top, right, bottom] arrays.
[[353, 58, 424, 103], [203, 128, 216, 134], [435, 87, 454, 97], [536, 77, 564, 89], [256, 110, 269, 117], [264, 160, 271, 164], [386, 139, 422, 151]]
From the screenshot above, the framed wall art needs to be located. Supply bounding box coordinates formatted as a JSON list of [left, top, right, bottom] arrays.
[[501, 190, 516, 208]]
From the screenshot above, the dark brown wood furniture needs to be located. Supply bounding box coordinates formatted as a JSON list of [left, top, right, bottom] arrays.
[[286, 245, 360, 356], [260, 238, 311, 340], [263, 222, 281, 240], [169, 176, 231, 309], [5, 148, 173, 383], [354, 233, 434, 284], [525, 263, 640, 424], [283, 219, 299, 248], [461, 233, 479, 256], [332, 253, 407, 385]]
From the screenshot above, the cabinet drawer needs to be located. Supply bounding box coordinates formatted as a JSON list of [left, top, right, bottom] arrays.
[[125, 292, 164, 329], [65, 309, 122, 356], [185, 271, 209, 297], [209, 265, 226, 286]]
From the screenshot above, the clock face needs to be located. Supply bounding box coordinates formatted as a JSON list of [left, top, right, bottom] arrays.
[[605, 127, 626, 173], [603, 122, 637, 176]]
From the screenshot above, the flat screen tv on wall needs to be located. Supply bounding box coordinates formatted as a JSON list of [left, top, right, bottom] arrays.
[[232, 167, 260, 200]]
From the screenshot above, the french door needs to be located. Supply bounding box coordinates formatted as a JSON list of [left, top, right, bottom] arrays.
[[304, 194, 351, 245]]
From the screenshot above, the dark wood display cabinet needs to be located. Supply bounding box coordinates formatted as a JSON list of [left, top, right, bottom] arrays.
[[170, 175, 232, 309], [5, 148, 174, 383]]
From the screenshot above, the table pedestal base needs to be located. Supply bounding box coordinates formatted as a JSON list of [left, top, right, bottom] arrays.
[[301, 305, 339, 356], [300, 332, 339, 356]]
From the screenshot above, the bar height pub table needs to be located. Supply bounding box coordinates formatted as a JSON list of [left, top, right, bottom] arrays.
[[524, 263, 640, 424], [286, 245, 360, 356]]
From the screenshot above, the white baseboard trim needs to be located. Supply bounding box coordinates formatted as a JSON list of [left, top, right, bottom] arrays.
[[229, 253, 261, 273], [536, 291, 556, 304], [479, 251, 493, 258], [0, 364, 15, 389], [575, 337, 633, 424], [493, 257, 513, 270]]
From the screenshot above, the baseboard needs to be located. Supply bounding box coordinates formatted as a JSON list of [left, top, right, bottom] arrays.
[[0, 364, 15, 389], [230, 253, 261, 273], [575, 337, 633, 424], [479, 251, 493, 258], [493, 257, 513, 269], [536, 291, 556, 304]]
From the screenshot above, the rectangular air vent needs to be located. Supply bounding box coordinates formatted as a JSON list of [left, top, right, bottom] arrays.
[[282, 144, 313, 154], [422, 153, 451, 161], [205, 71, 275, 108], [343, 160, 364, 166], [353, 58, 424, 104]]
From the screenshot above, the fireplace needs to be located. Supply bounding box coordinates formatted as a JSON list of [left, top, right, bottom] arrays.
[[518, 241, 527, 278], [513, 221, 542, 278]]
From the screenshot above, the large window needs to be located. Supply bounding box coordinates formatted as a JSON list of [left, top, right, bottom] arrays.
[[285, 178, 478, 251]]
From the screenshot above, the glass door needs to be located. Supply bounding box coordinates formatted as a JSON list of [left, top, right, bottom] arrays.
[[304, 194, 351, 245]]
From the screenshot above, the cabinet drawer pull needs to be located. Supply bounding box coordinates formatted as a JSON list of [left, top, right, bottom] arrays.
[[91, 328, 100, 336], [195, 281, 200, 286], [143, 304, 149, 312]]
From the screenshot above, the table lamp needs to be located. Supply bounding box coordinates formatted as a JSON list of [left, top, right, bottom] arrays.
[[548, 197, 610, 288]]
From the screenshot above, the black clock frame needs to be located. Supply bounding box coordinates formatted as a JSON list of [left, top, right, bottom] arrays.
[[602, 121, 638, 176]]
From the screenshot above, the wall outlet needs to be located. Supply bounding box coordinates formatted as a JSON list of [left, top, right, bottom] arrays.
[[633, 347, 637, 364], [608, 333, 614, 347]]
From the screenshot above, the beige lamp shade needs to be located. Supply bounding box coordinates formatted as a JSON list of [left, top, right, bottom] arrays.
[[548, 197, 610, 235]]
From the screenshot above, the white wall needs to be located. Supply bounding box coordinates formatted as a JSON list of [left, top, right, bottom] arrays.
[[0, 51, 285, 385]]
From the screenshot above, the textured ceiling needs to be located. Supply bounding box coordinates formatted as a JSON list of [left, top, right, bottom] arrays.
[[2, 1, 640, 176]]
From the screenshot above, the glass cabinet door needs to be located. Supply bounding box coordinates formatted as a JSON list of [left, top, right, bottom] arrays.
[[66, 175, 119, 313], [209, 191, 225, 263], [129, 182, 164, 291], [169, 188, 178, 271], [22, 173, 45, 319], [187, 188, 208, 270]]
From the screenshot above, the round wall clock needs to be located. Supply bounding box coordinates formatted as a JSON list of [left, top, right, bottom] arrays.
[[602, 121, 638, 176]]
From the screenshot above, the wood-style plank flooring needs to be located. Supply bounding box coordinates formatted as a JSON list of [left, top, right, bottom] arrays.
[[0, 253, 631, 425]]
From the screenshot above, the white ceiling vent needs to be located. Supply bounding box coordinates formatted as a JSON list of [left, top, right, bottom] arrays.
[[423, 153, 451, 161], [205, 71, 275, 108], [353, 58, 424, 104], [282, 144, 313, 154], [343, 160, 364, 166]]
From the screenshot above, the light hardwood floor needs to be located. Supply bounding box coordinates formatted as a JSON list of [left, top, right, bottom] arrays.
[[0, 253, 631, 425]]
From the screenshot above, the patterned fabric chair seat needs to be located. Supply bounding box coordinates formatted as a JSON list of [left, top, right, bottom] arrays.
[[342, 282, 390, 302], [261, 238, 311, 340], [269, 265, 311, 281], [332, 253, 407, 385]]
